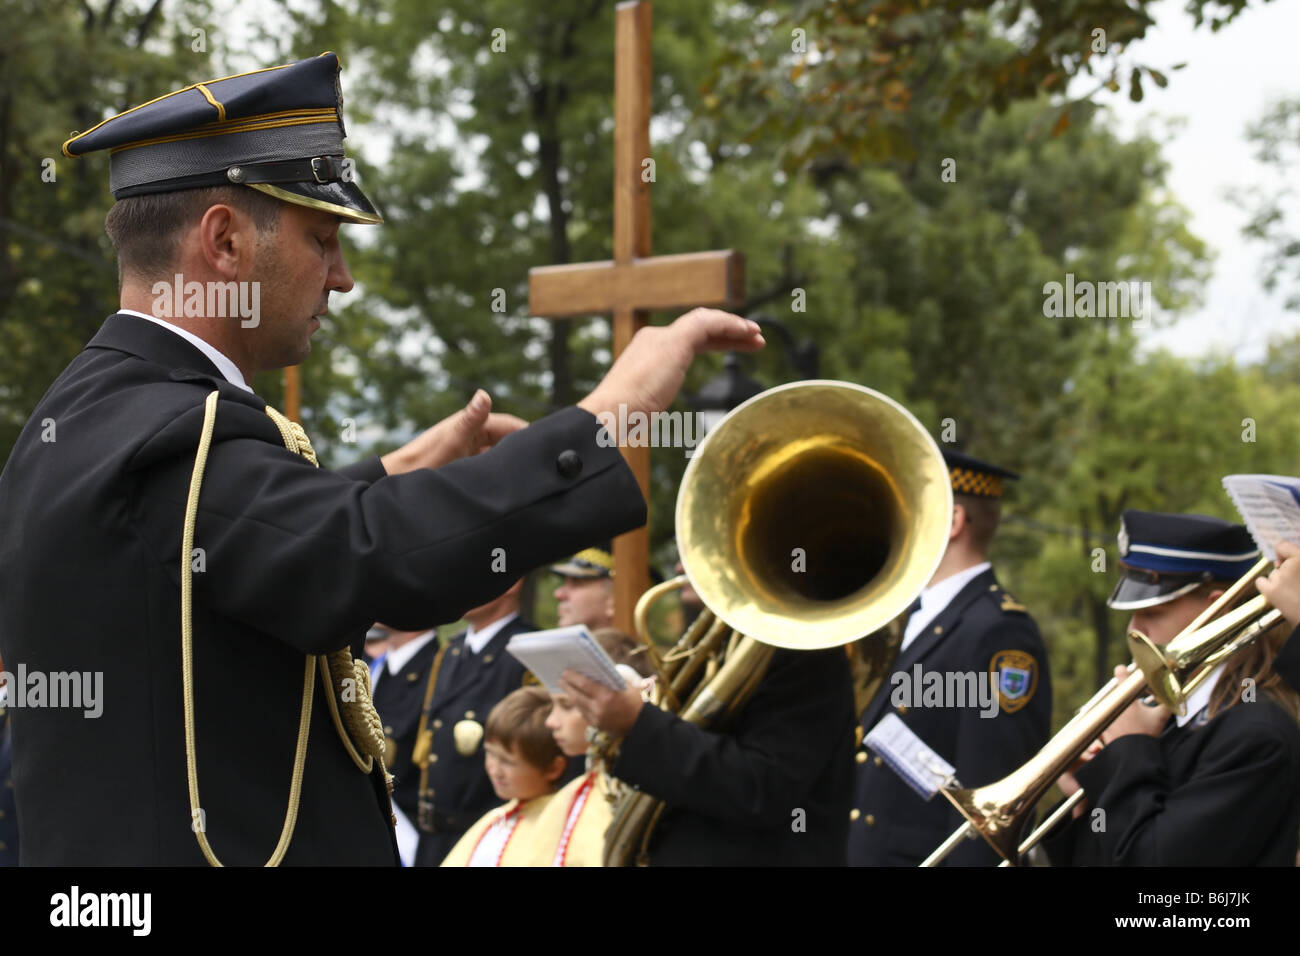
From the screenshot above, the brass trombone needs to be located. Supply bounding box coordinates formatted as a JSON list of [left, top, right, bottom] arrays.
[[603, 380, 953, 866], [921, 557, 1281, 867]]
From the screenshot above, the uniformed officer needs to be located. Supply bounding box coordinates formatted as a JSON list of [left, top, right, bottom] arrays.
[[0, 53, 764, 865], [552, 544, 617, 630], [1045, 510, 1300, 866], [411, 579, 536, 866], [847, 450, 1052, 866], [367, 621, 441, 864]]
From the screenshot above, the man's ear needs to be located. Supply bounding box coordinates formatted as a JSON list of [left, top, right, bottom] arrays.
[[197, 203, 256, 279], [950, 503, 968, 542]]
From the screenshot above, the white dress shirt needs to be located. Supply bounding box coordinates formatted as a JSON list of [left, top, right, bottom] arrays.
[[900, 561, 993, 653], [372, 630, 437, 693], [118, 309, 252, 393], [465, 611, 518, 654]]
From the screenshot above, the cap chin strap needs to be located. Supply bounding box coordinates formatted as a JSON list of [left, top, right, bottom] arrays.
[[181, 391, 391, 866], [225, 155, 348, 186]]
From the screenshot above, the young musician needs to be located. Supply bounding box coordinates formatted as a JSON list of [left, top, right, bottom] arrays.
[[1046, 511, 1300, 866]]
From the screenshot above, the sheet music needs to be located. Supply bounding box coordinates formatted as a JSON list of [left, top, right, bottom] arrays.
[[1222, 474, 1300, 563], [863, 713, 958, 800], [505, 625, 627, 695]]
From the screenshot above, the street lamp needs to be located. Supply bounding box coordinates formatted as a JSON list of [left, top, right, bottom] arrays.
[[687, 314, 821, 429]]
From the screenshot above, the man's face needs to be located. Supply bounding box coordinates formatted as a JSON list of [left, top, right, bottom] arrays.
[[244, 204, 353, 372], [544, 693, 589, 757], [1128, 590, 1218, 646], [554, 575, 614, 629]]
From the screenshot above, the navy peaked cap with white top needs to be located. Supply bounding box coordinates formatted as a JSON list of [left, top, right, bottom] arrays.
[[1109, 509, 1259, 610], [62, 52, 381, 224]]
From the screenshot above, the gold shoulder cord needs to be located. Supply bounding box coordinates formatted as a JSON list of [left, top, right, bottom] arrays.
[[181, 392, 390, 867]]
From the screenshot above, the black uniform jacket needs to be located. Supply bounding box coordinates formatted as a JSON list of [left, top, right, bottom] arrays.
[[847, 568, 1052, 866], [371, 636, 441, 823], [1044, 694, 1300, 866], [1277, 626, 1300, 694], [0, 313, 644, 865], [0, 705, 15, 866], [413, 615, 533, 866], [612, 645, 855, 866]]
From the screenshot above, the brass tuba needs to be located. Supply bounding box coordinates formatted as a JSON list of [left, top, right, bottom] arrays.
[[603, 380, 953, 866]]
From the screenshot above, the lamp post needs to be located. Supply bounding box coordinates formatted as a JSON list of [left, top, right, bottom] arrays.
[[688, 314, 820, 426]]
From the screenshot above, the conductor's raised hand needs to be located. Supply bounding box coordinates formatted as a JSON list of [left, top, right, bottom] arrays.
[[381, 389, 528, 475], [578, 309, 764, 421]]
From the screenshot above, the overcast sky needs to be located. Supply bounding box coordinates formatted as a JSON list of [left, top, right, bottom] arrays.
[[1102, 0, 1300, 362]]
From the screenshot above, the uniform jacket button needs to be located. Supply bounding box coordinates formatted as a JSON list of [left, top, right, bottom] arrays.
[[849, 809, 860, 821], [556, 449, 583, 479], [855, 751, 867, 764], [433, 719, 443, 729], [865, 814, 876, 826], [873, 755, 883, 767]]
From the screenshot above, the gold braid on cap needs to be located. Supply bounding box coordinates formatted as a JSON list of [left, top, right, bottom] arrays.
[[949, 467, 1003, 499], [180, 394, 390, 868], [572, 547, 615, 575]]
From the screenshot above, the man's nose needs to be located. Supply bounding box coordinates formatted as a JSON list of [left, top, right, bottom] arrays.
[[329, 246, 355, 294]]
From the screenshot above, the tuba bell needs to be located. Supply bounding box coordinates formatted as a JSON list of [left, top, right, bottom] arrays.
[[603, 380, 953, 865]]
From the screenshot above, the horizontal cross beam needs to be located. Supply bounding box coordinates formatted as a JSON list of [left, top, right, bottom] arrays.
[[530, 250, 745, 318]]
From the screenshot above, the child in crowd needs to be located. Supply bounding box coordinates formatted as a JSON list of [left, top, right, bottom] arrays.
[[440, 686, 567, 866], [530, 628, 655, 866]]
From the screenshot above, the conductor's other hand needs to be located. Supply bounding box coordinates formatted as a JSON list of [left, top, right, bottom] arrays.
[[1257, 540, 1300, 629], [577, 309, 764, 421], [381, 389, 528, 475]]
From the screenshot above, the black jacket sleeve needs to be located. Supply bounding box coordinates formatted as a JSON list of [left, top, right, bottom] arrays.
[[130, 403, 645, 654], [612, 648, 851, 829]]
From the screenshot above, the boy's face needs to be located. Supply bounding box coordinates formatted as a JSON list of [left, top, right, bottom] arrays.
[[545, 692, 590, 757], [483, 739, 558, 802]]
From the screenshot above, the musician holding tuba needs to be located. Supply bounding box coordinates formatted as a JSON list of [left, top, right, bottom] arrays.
[[1045, 511, 1300, 866], [557, 642, 855, 864]]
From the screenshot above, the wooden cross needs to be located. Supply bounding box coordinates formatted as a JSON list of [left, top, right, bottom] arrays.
[[529, 0, 745, 633]]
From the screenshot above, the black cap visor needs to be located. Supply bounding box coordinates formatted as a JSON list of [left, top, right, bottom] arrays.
[[1107, 569, 1209, 611], [250, 179, 382, 224]]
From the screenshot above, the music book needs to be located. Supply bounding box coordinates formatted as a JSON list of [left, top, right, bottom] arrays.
[[864, 714, 959, 800], [505, 625, 627, 695], [1221, 474, 1300, 563]]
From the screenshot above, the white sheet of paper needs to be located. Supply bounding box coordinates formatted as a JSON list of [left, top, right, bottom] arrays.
[[505, 625, 627, 695], [864, 713, 958, 800], [1222, 474, 1300, 563]]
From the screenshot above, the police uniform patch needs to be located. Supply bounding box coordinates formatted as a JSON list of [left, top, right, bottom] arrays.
[[990, 649, 1038, 713]]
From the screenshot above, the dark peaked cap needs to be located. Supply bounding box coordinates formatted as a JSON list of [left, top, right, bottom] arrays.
[[942, 448, 1019, 499], [62, 52, 381, 224]]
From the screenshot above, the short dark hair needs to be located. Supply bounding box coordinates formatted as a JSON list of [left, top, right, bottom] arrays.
[[955, 492, 1001, 554], [485, 686, 564, 772], [103, 186, 284, 284]]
